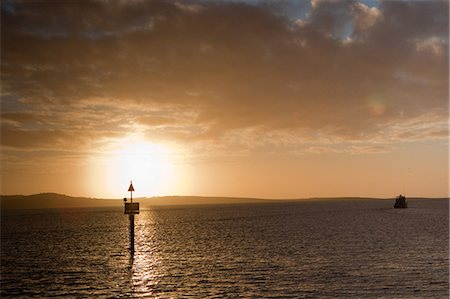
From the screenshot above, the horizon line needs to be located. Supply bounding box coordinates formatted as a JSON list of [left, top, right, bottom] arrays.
[[1, 192, 449, 200]]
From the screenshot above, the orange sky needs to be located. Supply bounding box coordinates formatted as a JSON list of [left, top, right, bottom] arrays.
[[1, 0, 448, 199]]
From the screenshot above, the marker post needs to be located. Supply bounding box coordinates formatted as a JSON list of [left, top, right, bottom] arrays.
[[124, 181, 139, 256]]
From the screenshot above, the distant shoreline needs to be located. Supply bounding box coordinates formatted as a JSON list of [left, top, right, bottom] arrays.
[[1, 193, 448, 210]]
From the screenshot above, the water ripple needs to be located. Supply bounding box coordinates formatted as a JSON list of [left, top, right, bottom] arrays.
[[1, 200, 448, 298]]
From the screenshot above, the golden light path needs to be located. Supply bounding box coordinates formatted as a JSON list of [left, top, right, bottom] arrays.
[[87, 135, 177, 198]]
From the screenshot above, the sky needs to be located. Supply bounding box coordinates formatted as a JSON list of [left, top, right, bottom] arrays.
[[1, 0, 448, 199]]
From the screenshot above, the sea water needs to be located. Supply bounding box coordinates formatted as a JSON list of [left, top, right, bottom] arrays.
[[1, 199, 448, 298]]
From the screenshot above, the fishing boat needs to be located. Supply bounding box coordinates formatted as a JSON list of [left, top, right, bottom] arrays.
[[394, 194, 407, 208]]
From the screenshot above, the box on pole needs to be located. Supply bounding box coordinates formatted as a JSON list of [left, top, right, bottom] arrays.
[[124, 181, 139, 214]]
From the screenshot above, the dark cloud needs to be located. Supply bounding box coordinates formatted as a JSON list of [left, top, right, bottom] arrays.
[[1, 0, 448, 151], [1, 123, 75, 148], [1, 112, 42, 123]]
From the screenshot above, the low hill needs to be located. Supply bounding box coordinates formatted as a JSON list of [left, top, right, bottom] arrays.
[[0, 193, 270, 210], [0, 193, 122, 210], [5, 193, 438, 210]]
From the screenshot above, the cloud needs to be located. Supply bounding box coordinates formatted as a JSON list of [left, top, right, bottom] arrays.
[[1, 123, 76, 148], [303, 144, 393, 155], [1, 0, 448, 153], [351, 2, 381, 33], [1, 112, 42, 124], [415, 36, 446, 56]]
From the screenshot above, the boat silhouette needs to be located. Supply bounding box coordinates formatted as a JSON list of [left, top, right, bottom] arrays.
[[394, 194, 407, 208]]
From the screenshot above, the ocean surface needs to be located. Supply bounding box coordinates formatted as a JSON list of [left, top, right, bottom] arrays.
[[1, 199, 448, 298]]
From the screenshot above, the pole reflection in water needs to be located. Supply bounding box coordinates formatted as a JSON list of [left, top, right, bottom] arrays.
[[129, 209, 161, 298], [129, 213, 135, 256]]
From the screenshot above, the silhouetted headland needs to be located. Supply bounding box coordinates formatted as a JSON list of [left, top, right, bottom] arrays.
[[1, 193, 270, 210], [1, 193, 447, 210]]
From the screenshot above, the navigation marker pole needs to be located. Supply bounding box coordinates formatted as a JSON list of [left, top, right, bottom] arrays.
[[124, 181, 139, 256]]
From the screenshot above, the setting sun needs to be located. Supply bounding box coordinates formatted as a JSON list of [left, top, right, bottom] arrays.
[[87, 136, 176, 198]]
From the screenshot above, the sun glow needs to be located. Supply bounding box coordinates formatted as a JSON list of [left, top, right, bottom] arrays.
[[87, 136, 177, 198]]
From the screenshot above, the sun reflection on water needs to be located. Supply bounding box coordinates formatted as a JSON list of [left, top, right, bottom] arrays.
[[129, 209, 161, 297]]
